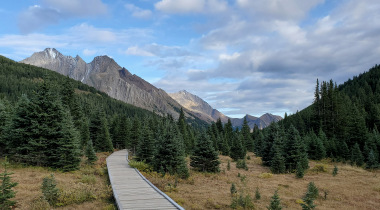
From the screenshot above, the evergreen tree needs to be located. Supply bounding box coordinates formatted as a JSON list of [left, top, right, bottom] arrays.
[[0, 157, 18, 209], [80, 119, 91, 150], [366, 150, 379, 169], [190, 132, 220, 172], [130, 115, 141, 153], [267, 190, 282, 210], [332, 165, 338, 176], [41, 174, 59, 206], [300, 182, 318, 210], [136, 124, 155, 164], [296, 161, 305, 178], [242, 117, 253, 151], [262, 123, 280, 166], [230, 183, 237, 195], [255, 187, 261, 200], [0, 98, 11, 156], [285, 125, 306, 172], [230, 133, 246, 161], [85, 139, 97, 164], [49, 109, 81, 171], [96, 116, 114, 153], [270, 145, 286, 174], [351, 143, 364, 166], [153, 123, 189, 178], [221, 135, 230, 156]]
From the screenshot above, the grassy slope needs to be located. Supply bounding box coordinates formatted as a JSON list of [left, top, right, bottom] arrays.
[[1, 153, 115, 210], [143, 152, 380, 210]]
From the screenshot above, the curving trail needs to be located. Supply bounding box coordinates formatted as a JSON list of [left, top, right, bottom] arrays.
[[107, 149, 184, 210]]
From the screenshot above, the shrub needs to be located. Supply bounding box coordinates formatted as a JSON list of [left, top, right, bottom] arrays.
[[80, 175, 96, 184], [259, 173, 273, 179], [311, 164, 328, 173], [227, 160, 231, 171], [129, 160, 152, 172]]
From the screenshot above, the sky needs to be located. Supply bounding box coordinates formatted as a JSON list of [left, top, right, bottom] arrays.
[[1, 0, 380, 118]]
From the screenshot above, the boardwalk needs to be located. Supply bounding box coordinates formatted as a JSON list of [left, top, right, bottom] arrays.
[[107, 150, 184, 210]]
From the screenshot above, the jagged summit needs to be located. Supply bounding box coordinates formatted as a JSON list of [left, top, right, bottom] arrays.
[[169, 90, 282, 129], [20, 48, 192, 119]]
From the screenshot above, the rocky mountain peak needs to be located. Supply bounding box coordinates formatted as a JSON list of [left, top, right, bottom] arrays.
[[20, 48, 193, 120]]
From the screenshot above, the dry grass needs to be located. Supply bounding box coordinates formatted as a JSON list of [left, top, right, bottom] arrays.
[[143, 152, 380, 210], [0, 152, 115, 210]]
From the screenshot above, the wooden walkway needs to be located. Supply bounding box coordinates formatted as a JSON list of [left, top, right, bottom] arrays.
[[107, 150, 184, 210]]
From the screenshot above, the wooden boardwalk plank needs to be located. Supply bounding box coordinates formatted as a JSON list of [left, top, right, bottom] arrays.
[[107, 150, 184, 210]]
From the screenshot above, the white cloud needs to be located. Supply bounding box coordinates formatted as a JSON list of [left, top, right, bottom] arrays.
[[18, 0, 108, 33], [69, 23, 116, 43], [125, 4, 152, 19], [41, 0, 107, 16], [83, 49, 97, 56], [155, 0, 227, 14], [236, 0, 324, 21], [155, 0, 204, 14], [125, 46, 154, 57]]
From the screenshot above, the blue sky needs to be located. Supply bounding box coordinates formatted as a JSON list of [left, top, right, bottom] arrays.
[[1, 0, 380, 118]]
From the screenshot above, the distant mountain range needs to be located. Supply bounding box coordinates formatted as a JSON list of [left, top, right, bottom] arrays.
[[21, 48, 281, 129], [169, 90, 282, 129]]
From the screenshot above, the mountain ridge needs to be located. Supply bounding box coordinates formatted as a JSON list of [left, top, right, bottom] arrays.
[[169, 90, 282, 129], [20, 48, 196, 121]]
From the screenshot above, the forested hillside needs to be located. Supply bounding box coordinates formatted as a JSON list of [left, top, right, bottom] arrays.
[[0, 56, 203, 174], [255, 64, 380, 175]]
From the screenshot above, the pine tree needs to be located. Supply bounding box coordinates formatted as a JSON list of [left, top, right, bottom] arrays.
[[270, 145, 286, 174], [255, 187, 261, 200], [366, 150, 379, 169], [136, 124, 155, 164], [190, 132, 220, 172], [0, 98, 11, 156], [41, 174, 59, 206], [153, 123, 189, 178], [351, 143, 364, 166], [221, 135, 230, 156], [49, 109, 81, 171], [230, 183, 237, 195], [285, 125, 305, 172], [80, 119, 91, 150], [230, 133, 246, 161], [242, 117, 253, 152], [85, 139, 97, 164], [96, 116, 114, 153], [332, 165, 338, 176], [130, 115, 141, 153], [296, 161, 305, 178], [300, 182, 318, 209], [267, 190, 282, 210], [0, 157, 18, 209]]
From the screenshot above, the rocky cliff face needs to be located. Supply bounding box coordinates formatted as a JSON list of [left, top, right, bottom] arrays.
[[169, 90, 282, 129], [21, 48, 189, 119], [168, 90, 228, 123]]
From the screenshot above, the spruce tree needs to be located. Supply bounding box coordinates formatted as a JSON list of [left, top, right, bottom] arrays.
[[85, 140, 97, 164], [296, 161, 305, 178], [153, 123, 189, 178], [0, 157, 18, 209], [130, 115, 141, 153], [301, 182, 318, 209], [96, 116, 114, 153], [366, 150, 379, 169], [285, 125, 304, 172], [230, 183, 237, 195], [136, 124, 155, 164], [190, 132, 220, 172], [255, 187, 261, 200], [221, 136, 230, 156], [0, 99, 11, 156], [80, 119, 91, 150], [332, 166, 338, 176], [267, 190, 282, 210], [270, 145, 286, 174], [242, 117, 253, 151], [351, 143, 364, 166], [230, 133, 246, 161]]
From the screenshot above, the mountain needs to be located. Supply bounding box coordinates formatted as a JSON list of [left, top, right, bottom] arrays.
[[169, 90, 282, 129], [168, 90, 228, 123], [20, 48, 198, 121]]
